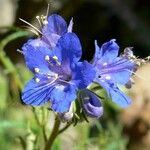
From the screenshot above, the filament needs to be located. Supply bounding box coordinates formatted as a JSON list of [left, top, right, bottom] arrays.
[[36, 16, 42, 28], [17, 49, 23, 54], [26, 27, 39, 36], [46, 4, 50, 19], [19, 18, 43, 35]]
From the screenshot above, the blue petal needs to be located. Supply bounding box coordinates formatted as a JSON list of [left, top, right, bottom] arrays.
[[50, 84, 77, 112], [71, 61, 96, 89], [41, 33, 60, 49], [41, 14, 69, 49], [99, 57, 136, 85], [53, 33, 82, 65], [42, 14, 67, 36], [93, 39, 119, 65], [25, 38, 49, 48], [22, 76, 55, 106], [22, 42, 52, 73], [81, 90, 103, 118], [99, 81, 132, 107], [110, 70, 132, 85], [68, 18, 73, 32]]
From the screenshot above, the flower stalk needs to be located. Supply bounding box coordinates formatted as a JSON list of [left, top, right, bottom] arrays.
[[44, 116, 61, 150]]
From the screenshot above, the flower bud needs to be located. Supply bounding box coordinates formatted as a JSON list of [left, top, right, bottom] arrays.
[[80, 90, 103, 118]]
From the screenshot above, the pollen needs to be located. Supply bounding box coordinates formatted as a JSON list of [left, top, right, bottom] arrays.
[[53, 56, 58, 60], [45, 55, 50, 61], [34, 67, 40, 73], [53, 56, 61, 66], [35, 78, 40, 83]]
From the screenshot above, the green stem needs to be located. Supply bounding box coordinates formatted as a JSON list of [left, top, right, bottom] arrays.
[[0, 30, 29, 49], [44, 116, 61, 150], [0, 30, 29, 90], [0, 50, 23, 89], [42, 125, 48, 142], [58, 123, 71, 135]]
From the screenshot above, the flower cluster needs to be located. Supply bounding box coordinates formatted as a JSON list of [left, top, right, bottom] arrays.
[[20, 14, 138, 121]]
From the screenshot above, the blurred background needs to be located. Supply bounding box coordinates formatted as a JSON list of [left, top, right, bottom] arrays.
[[0, 0, 150, 150]]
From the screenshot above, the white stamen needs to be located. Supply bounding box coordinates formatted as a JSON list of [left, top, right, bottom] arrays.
[[53, 56, 58, 60], [101, 80, 105, 82], [35, 78, 40, 83], [52, 56, 61, 66], [56, 62, 61, 66], [19, 18, 42, 35], [27, 27, 39, 36], [17, 49, 23, 54], [146, 56, 150, 61], [34, 68, 40, 73], [45, 55, 50, 61], [43, 20, 48, 25], [54, 74, 59, 79], [36, 16, 42, 27], [46, 3, 50, 19], [105, 76, 111, 80], [103, 62, 107, 66], [41, 15, 48, 25]]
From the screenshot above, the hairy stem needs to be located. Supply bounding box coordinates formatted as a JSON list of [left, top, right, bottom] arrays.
[[44, 116, 60, 150], [58, 123, 72, 135]]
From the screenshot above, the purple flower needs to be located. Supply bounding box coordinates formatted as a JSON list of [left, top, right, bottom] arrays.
[[22, 33, 95, 113], [80, 90, 103, 118], [27, 14, 73, 49], [93, 39, 136, 107]]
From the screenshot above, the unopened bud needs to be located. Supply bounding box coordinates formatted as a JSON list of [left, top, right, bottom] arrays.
[[80, 90, 103, 118]]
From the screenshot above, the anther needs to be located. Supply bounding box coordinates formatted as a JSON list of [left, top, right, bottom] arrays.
[[105, 76, 111, 80], [35, 78, 40, 83], [43, 20, 48, 25], [17, 49, 23, 54], [36, 16, 40, 19], [52, 56, 61, 66], [45, 55, 50, 61], [34, 68, 40, 73], [54, 74, 59, 79], [41, 15, 48, 25], [36, 16, 42, 27], [53, 56, 58, 60], [103, 62, 107, 66], [146, 56, 150, 61]]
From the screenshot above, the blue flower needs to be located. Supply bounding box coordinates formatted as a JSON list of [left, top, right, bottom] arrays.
[[22, 33, 95, 113], [93, 39, 136, 107], [80, 90, 103, 118], [27, 14, 73, 49]]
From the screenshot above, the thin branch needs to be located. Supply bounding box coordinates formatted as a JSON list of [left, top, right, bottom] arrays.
[[44, 116, 60, 150], [58, 123, 72, 135]]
